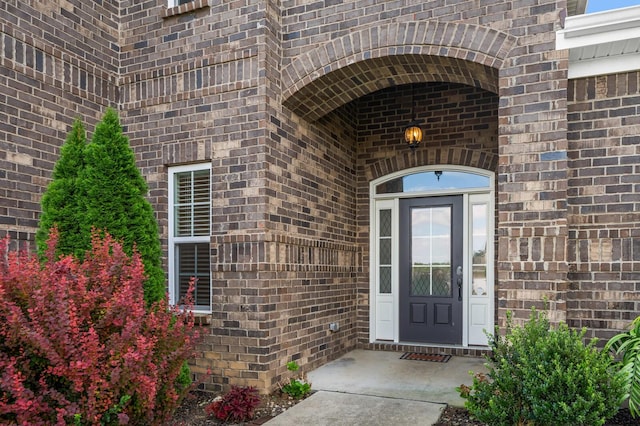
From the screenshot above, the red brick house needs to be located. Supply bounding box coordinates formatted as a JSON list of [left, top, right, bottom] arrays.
[[1, 0, 640, 392]]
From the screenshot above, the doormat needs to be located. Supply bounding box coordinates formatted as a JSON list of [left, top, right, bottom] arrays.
[[400, 352, 451, 363]]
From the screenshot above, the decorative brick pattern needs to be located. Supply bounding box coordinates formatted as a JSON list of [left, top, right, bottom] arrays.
[[282, 21, 513, 120]]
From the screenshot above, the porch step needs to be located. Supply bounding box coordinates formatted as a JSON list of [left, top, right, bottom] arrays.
[[362, 341, 491, 358]]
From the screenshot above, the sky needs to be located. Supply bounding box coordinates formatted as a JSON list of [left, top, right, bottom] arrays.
[[586, 0, 640, 12]]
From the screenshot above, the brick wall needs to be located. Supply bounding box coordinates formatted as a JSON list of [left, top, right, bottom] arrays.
[[567, 71, 640, 342], [281, 0, 522, 63], [117, 0, 364, 391], [0, 0, 119, 243], [0, 0, 588, 394], [279, 0, 569, 326]]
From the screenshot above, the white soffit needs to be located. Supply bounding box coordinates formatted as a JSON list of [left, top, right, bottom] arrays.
[[557, 5, 640, 78], [567, 0, 588, 17]]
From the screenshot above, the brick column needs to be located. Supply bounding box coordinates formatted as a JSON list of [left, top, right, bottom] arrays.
[[497, 5, 569, 324]]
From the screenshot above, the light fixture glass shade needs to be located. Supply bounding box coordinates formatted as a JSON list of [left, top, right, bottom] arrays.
[[404, 123, 422, 149]]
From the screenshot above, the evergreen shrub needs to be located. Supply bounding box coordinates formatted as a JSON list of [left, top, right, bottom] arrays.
[[37, 109, 165, 305], [36, 118, 87, 259], [458, 308, 626, 426]]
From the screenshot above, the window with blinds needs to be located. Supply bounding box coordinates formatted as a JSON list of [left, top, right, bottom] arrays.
[[169, 164, 211, 311], [174, 169, 210, 237], [176, 243, 210, 307]]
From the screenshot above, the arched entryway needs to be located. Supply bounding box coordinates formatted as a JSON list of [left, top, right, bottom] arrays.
[[370, 166, 494, 347], [279, 17, 510, 355]]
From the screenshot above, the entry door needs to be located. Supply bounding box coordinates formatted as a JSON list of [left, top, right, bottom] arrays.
[[399, 196, 463, 344]]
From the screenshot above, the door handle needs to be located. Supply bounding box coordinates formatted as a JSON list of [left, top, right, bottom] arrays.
[[456, 266, 462, 301]]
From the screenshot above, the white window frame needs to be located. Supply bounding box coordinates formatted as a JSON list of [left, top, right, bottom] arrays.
[[168, 163, 212, 313], [167, 0, 194, 7]]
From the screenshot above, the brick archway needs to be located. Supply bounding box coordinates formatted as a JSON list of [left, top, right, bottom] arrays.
[[365, 146, 498, 182], [282, 21, 515, 121]]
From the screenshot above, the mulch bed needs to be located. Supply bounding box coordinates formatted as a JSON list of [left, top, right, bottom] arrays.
[[169, 390, 306, 426], [433, 406, 638, 426]]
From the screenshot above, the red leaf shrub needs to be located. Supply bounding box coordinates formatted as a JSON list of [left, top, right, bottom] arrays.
[[0, 230, 198, 425], [205, 386, 261, 423]]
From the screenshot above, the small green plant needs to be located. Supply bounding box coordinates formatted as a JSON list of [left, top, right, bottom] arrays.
[[458, 308, 626, 426], [606, 315, 640, 418], [205, 386, 261, 423], [280, 361, 311, 399], [282, 379, 311, 399]]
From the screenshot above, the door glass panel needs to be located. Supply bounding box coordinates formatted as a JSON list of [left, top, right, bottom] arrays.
[[412, 267, 430, 296], [472, 204, 488, 296], [411, 206, 451, 296], [379, 266, 391, 293], [432, 266, 451, 296], [376, 171, 490, 194], [378, 209, 392, 294], [380, 209, 391, 237], [472, 266, 487, 296], [380, 239, 391, 265]]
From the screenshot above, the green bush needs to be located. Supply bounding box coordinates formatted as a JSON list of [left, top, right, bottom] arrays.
[[37, 109, 165, 305], [36, 118, 88, 259], [79, 108, 164, 304], [459, 308, 626, 426]]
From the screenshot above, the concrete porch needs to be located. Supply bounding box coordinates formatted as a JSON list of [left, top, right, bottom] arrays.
[[265, 349, 487, 425]]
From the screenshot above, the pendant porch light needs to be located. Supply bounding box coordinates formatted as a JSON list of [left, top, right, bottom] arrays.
[[403, 86, 424, 150]]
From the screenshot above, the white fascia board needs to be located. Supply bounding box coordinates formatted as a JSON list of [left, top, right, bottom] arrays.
[[568, 52, 640, 79], [557, 6, 640, 49]]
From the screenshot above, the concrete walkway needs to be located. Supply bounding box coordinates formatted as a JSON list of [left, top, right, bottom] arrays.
[[265, 349, 486, 425]]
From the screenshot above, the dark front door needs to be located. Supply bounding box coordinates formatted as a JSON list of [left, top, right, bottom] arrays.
[[399, 196, 463, 344]]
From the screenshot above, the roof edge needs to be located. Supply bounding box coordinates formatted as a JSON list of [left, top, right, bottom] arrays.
[[557, 5, 640, 79]]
